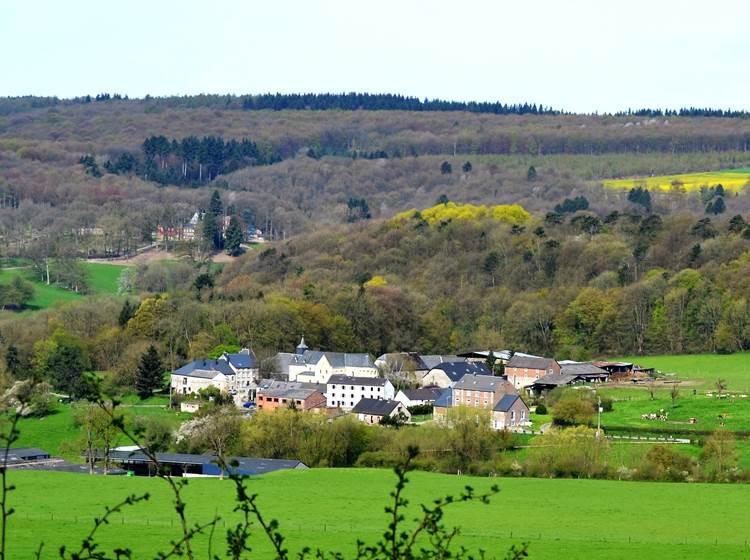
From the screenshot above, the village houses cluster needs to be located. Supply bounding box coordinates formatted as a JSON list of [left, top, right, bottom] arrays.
[[170, 337, 652, 429]]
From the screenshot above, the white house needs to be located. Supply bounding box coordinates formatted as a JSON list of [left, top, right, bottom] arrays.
[[326, 374, 394, 410], [171, 360, 233, 396], [394, 387, 443, 408], [351, 398, 411, 425], [492, 395, 531, 431], [218, 349, 260, 402], [170, 348, 259, 404]]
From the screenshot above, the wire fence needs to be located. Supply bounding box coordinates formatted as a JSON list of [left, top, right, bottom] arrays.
[[12, 512, 750, 549]]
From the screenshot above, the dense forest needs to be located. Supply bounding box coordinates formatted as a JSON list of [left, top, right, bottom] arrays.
[[2, 95, 750, 374], [3, 96, 750, 250]]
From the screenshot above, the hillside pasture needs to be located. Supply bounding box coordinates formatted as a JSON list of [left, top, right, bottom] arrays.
[[14, 396, 188, 459], [7, 468, 750, 559], [615, 353, 750, 390], [602, 167, 750, 193], [0, 262, 130, 312]]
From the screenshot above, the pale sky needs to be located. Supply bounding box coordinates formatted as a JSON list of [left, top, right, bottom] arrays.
[[2, 0, 749, 113]]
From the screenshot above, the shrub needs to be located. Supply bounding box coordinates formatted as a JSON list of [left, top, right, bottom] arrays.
[[642, 444, 694, 482], [552, 396, 595, 426], [535, 402, 547, 415], [407, 404, 434, 416]]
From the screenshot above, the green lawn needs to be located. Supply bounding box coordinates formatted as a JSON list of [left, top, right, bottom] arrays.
[[0, 268, 82, 310], [0, 262, 130, 312], [597, 387, 750, 433], [7, 468, 750, 559], [615, 353, 750, 390], [15, 396, 188, 460], [81, 262, 130, 294]]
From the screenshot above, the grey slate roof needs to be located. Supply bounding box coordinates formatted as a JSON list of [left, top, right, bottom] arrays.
[[506, 355, 556, 370], [258, 379, 326, 396], [352, 398, 401, 416], [400, 388, 443, 401], [453, 373, 514, 393], [303, 351, 374, 369], [173, 359, 233, 378], [456, 350, 513, 361], [108, 451, 307, 474], [430, 361, 492, 382], [434, 388, 453, 407], [6, 447, 50, 462], [494, 394, 526, 412], [272, 352, 306, 375], [221, 348, 257, 369], [420, 355, 466, 370], [532, 373, 578, 387], [560, 363, 609, 377], [327, 374, 387, 387], [376, 352, 430, 372]]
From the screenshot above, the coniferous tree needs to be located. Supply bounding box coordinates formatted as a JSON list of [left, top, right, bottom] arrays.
[[728, 214, 747, 234], [707, 196, 726, 215], [462, 161, 472, 173], [4, 345, 21, 378], [440, 161, 452, 175], [225, 216, 244, 256], [118, 299, 135, 328], [135, 345, 164, 399], [209, 190, 223, 216], [526, 166, 537, 181]]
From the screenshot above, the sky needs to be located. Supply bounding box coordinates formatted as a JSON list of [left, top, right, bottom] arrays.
[[2, 0, 750, 113]]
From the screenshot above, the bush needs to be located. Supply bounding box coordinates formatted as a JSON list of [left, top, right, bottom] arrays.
[[599, 397, 614, 412], [552, 397, 595, 426], [407, 404, 433, 416], [535, 403, 547, 415], [642, 444, 694, 482]]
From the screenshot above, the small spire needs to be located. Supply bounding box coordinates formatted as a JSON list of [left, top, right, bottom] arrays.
[[295, 335, 308, 355]]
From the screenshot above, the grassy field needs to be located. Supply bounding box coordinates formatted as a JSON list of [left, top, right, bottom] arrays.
[[14, 396, 188, 459], [616, 353, 750, 390], [0, 262, 130, 312], [7, 468, 750, 559], [601, 167, 750, 192]]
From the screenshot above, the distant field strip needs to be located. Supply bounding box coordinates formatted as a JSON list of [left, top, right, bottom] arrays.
[[602, 168, 750, 192], [9, 469, 750, 559]]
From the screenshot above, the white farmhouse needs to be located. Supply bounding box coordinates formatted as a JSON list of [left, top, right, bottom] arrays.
[[326, 375, 394, 410]]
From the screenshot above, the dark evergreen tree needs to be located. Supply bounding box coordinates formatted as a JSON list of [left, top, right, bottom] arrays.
[[440, 161, 452, 175], [462, 161, 472, 173], [526, 166, 537, 181], [209, 190, 223, 216], [728, 214, 747, 234], [135, 345, 164, 399], [436, 194, 450, 205], [627, 187, 652, 212], [225, 216, 244, 256], [691, 218, 717, 239], [47, 344, 89, 399], [4, 345, 21, 378], [707, 196, 726, 215], [118, 299, 135, 328]]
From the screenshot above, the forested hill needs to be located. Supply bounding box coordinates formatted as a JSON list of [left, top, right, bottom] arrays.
[[217, 203, 750, 358], [3, 96, 750, 249]]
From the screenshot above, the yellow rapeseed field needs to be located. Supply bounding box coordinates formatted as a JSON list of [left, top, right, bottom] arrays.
[[602, 168, 750, 193]]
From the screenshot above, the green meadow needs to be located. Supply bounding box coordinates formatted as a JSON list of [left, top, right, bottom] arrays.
[[14, 396, 188, 459], [7, 468, 750, 560], [0, 262, 130, 311], [616, 353, 750, 390]]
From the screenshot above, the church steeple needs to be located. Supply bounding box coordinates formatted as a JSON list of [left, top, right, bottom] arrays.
[[295, 335, 308, 355]]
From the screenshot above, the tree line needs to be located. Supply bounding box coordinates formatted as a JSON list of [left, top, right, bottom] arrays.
[[90, 135, 280, 187]]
